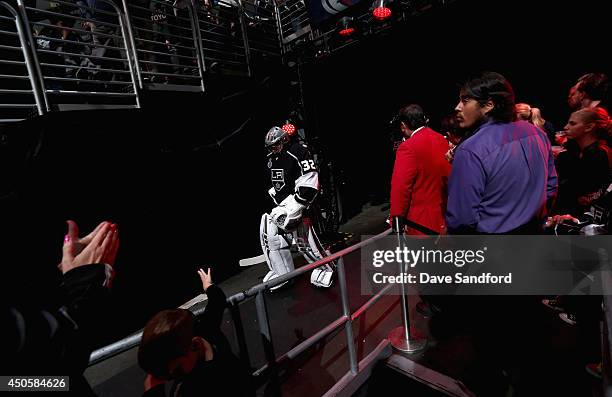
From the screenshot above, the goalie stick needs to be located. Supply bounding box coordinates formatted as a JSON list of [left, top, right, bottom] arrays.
[[239, 254, 267, 267]]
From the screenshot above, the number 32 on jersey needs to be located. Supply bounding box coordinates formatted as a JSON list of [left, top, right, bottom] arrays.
[[300, 160, 316, 172]]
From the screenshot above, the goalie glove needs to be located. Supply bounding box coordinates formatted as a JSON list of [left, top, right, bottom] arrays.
[[270, 194, 305, 230]]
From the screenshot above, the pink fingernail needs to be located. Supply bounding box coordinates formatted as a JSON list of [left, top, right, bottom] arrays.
[[64, 234, 70, 243]]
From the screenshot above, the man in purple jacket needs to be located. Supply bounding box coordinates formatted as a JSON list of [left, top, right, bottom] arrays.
[[446, 71, 558, 234], [444, 73, 559, 396]]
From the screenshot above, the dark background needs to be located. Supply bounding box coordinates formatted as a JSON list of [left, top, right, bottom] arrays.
[[1, 0, 611, 341], [301, 0, 612, 212]]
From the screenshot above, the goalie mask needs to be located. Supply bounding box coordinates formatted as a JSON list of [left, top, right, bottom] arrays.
[[265, 126, 289, 153]]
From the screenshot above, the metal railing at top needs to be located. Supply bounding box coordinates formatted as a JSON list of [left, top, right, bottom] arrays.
[[1, 0, 288, 120], [276, 0, 309, 44], [193, 0, 250, 77], [88, 227, 395, 395], [0, 1, 45, 122], [16, 0, 140, 111], [242, 0, 283, 62], [121, 0, 205, 91]]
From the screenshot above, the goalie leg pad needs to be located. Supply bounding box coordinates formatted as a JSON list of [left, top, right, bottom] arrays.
[[311, 264, 334, 288], [260, 213, 295, 277], [295, 221, 324, 263], [263, 270, 290, 291], [297, 222, 335, 288], [307, 226, 325, 260]]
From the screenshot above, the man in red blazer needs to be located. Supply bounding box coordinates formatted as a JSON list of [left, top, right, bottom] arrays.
[[390, 104, 452, 235]]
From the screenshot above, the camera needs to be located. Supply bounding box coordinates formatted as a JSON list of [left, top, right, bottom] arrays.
[[388, 114, 403, 152]]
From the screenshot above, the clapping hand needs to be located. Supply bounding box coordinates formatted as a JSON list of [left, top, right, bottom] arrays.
[[60, 220, 120, 275]]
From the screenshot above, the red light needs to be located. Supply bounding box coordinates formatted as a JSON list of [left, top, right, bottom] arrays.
[[373, 6, 391, 20], [282, 123, 296, 135], [339, 27, 355, 36]]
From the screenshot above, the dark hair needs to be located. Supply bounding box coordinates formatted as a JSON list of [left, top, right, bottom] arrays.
[[138, 309, 195, 379], [398, 104, 428, 130], [440, 113, 457, 134], [461, 71, 516, 123], [577, 73, 609, 101]]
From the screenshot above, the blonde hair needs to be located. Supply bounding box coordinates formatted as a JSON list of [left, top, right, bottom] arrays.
[[516, 103, 548, 131], [574, 107, 612, 140], [515, 103, 532, 121], [530, 107, 546, 130]]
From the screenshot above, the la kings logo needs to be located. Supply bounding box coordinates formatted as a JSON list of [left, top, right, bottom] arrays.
[[271, 169, 285, 191]]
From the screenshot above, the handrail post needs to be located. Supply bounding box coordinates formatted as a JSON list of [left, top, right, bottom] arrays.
[[189, 0, 206, 91], [121, 0, 144, 90], [388, 217, 426, 353], [229, 303, 252, 372], [113, 2, 141, 108], [16, 0, 50, 112], [255, 290, 281, 396], [236, 0, 252, 77], [337, 257, 358, 375], [2, 1, 45, 116], [272, 1, 285, 62]]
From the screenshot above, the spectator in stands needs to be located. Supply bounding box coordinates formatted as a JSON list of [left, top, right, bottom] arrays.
[[548, 107, 612, 222], [76, 0, 130, 81], [34, 10, 83, 82], [568, 78, 612, 376], [446, 71, 557, 234], [568, 72, 610, 112], [33, 4, 105, 84], [439, 112, 464, 163], [76, 0, 116, 47], [555, 74, 610, 214], [531, 108, 556, 137], [4, 220, 119, 395], [445, 73, 557, 395], [138, 268, 254, 397], [199, 0, 220, 25], [544, 108, 612, 377], [440, 112, 462, 146], [544, 74, 609, 317], [148, 0, 180, 81], [515, 102, 557, 144], [389, 104, 451, 235]]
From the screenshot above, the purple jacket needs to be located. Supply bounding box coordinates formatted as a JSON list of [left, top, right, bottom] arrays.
[[446, 120, 557, 234]]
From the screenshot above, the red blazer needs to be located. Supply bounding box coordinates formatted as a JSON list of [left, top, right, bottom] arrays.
[[390, 127, 451, 235]]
